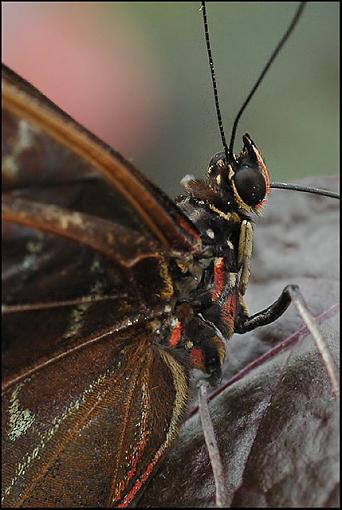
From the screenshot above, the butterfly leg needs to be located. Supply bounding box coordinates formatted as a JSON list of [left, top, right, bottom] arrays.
[[235, 284, 294, 333], [235, 284, 339, 395]]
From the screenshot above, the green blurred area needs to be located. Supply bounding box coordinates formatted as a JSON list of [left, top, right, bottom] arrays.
[[121, 2, 339, 196], [2, 2, 339, 198]]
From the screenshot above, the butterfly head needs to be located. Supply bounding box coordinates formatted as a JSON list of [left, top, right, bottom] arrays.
[[207, 134, 270, 215]]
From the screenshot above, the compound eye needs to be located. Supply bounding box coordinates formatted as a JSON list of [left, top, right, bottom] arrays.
[[234, 165, 266, 206]]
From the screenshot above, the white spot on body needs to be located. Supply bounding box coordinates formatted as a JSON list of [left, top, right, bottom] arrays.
[[180, 174, 196, 186], [170, 317, 179, 327], [185, 340, 194, 350]]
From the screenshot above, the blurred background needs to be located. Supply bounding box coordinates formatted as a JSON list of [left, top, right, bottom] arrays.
[[2, 2, 339, 198]]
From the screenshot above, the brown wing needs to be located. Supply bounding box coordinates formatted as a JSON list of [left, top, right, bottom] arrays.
[[2, 64, 201, 254], [2, 200, 173, 388], [2, 324, 189, 507], [2, 210, 183, 506], [2, 63, 193, 506]]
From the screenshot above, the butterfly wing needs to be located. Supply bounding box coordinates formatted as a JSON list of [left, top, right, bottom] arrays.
[[2, 64, 195, 506], [2, 64, 201, 253], [2, 324, 189, 507]]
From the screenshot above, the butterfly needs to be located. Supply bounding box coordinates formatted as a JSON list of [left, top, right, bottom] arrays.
[[2, 2, 339, 508]]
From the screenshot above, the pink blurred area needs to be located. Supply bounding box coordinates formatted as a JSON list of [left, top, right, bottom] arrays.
[[2, 2, 164, 157]]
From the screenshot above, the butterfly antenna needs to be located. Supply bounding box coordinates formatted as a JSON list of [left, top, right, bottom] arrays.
[[270, 182, 339, 199], [201, 1, 230, 164], [201, 2, 338, 201], [229, 2, 306, 156]]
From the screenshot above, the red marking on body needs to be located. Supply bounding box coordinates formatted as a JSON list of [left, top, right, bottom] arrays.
[[212, 257, 225, 302], [191, 347, 206, 371], [169, 321, 182, 347]]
